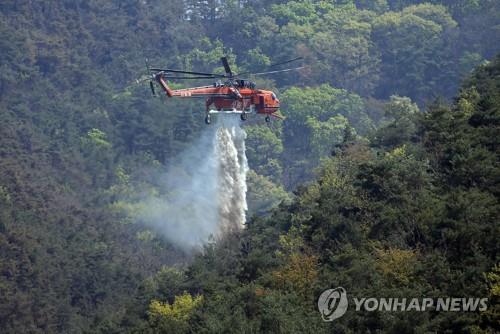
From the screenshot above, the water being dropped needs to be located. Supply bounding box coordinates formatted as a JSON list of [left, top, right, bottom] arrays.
[[215, 120, 248, 235], [137, 116, 248, 250]]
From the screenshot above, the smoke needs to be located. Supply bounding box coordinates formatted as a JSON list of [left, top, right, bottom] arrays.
[[138, 117, 248, 251]]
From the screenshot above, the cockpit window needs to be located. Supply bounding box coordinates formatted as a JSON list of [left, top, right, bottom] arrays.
[[271, 93, 276, 100]]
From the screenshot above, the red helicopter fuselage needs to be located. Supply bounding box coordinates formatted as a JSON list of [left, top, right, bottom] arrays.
[[145, 56, 303, 123], [156, 75, 281, 120]]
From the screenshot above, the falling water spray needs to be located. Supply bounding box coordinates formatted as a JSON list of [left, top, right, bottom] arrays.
[[138, 117, 248, 250], [215, 118, 248, 234]]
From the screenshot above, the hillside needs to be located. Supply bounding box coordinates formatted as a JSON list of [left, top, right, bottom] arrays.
[[143, 56, 497, 334], [0, 1, 499, 333]]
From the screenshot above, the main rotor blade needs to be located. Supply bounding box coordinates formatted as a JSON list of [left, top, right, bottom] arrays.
[[242, 66, 305, 77], [221, 57, 233, 77], [149, 68, 226, 77], [135, 75, 151, 84], [269, 57, 303, 68], [163, 75, 222, 79]]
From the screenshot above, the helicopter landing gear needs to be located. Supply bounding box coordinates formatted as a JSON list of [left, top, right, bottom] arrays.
[[205, 114, 211, 125], [240, 112, 248, 121], [265, 116, 271, 123]]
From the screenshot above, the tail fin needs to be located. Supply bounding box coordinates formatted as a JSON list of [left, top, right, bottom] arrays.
[[157, 74, 174, 97], [145, 59, 173, 97]]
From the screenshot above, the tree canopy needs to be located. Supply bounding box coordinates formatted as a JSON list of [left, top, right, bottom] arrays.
[[0, 1, 499, 333]]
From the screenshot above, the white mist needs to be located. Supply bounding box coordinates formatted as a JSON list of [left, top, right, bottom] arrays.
[[138, 117, 247, 250]]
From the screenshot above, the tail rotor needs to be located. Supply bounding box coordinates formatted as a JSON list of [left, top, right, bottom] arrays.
[[149, 79, 156, 97], [145, 59, 156, 97], [133, 58, 158, 97]]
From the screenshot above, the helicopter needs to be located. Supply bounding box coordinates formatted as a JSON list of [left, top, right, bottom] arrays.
[[142, 56, 304, 124]]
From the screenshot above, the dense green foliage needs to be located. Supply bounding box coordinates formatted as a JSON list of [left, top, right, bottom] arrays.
[[0, 0, 499, 333], [127, 56, 499, 334]]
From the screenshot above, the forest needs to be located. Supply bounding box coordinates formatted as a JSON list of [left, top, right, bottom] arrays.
[[0, 0, 499, 333]]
